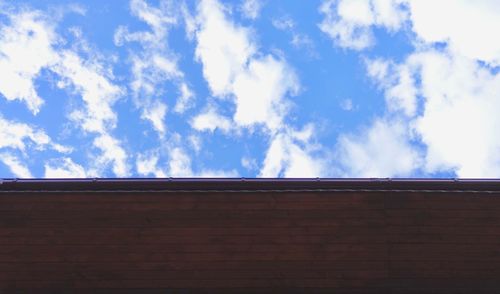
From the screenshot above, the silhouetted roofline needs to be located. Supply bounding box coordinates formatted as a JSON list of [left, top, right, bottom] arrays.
[[2, 178, 500, 192]]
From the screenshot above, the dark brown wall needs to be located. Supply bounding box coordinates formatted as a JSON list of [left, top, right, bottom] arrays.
[[1, 188, 500, 293]]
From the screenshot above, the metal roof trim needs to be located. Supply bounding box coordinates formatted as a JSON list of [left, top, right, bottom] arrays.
[[1, 178, 500, 192]]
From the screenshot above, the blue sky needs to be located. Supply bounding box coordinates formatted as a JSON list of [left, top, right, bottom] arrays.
[[0, 0, 499, 178]]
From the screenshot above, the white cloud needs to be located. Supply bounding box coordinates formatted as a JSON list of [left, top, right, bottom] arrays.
[[232, 55, 298, 130], [366, 58, 390, 83], [291, 34, 315, 51], [319, 0, 407, 50], [320, 0, 500, 65], [136, 145, 236, 178], [373, 0, 408, 29], [407, 0, 500, 66], [241, 156, 258, 171], [167, 147, 238, 177], [193, 0, 323, 178], [188, 135, 202, 153], [168, 147, 195, 177], [362, 50, 500, 177], [174, 83, 195, 114], [260, 126, 324, 177], [136, 151, 167, 177], [198, 169, 238, 177], [53, 50, 129, 177], [0, 114, 68, 153], [365, 58, 417, 116], [193, 0, 299, 132], [0, 10, 58, 113], [54, 50, 122, 134], [115, 0, 191, 136], [0, 116, 49, 151], [0, 152, 33, 178], [241, 0, 263, 20], [319, 0, 373, 50], [322, 0, 500, 178], [130, 0, 176, 30], [92, 134, 129, 177], [44, 157, 87, 178], [409, 51, 500, 177], [337, 0, 374, 26], [191, 106, 232, 133], [128, 54, 181, 96], [194, 0, 256, 96], [141, 100, 167, 136], [0, 4, 130, 177], [336, 118, 421, 177]]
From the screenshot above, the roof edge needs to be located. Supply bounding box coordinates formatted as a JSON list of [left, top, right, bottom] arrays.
[[1, 178, 500, 192]]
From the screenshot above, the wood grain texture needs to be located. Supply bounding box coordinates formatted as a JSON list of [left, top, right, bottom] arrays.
[[1, 189, 500, 293]]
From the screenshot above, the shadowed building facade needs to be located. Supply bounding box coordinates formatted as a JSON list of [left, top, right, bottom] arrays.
[[1, 178, 500, 293]]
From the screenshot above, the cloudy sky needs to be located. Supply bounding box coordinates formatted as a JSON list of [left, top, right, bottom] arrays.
[[0, 0, 499, 178]]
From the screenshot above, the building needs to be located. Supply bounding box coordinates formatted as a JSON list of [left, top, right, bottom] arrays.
[[1, 178, 500, 293]]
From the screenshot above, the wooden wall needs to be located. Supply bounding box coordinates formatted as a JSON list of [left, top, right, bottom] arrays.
[[1, 189, 500, 293]]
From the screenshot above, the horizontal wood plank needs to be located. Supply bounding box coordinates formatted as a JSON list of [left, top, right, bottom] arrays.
[[1, 188, 500, 292]]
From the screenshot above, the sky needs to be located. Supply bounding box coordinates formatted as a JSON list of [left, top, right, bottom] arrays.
[[0, 0, 500, 179]]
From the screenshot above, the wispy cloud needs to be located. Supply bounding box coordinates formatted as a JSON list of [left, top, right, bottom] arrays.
[[240, 0, 263, 20], [193, 0, 322, 177], [319, 0, 407, 50], [260, 125, 325, 177], [0, 10, 58, 113], [115, 0, 194, 136], [174, 83, 195, 114], [54, 46, 128, 177], [273, 15, 317, 57], [136, 145, 237, 177], [0, 152, 33, 178], [44, 157, 87, 178], [136, 151, 167, 177], [365, 57, 417, 116], [0, 4, 128, 177], [191, 105, 233, 133], [0, 114, 69, 153], [91, 134, 129, 177], [193, 0, 299, 132], [323, 0, 500, 177], [335, 118, 421, 177]]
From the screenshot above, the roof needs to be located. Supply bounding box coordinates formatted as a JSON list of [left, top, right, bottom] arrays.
[[2, 177, 500, 292]]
